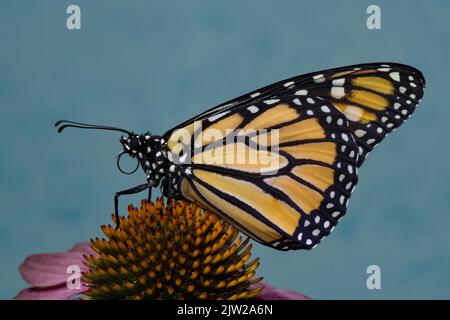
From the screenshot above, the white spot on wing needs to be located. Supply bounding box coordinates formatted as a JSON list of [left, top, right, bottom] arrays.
[[313, 74, 325, 83], [208, 111, 230, 122], [295, 89, 308, 96], [355, 129, 366, 137], [332, 78, 345, 86], [343, 105, 362, 122], [321, 105, 331, 113], [293, 98, 302, 105], [247, 105, 259, 113], [264, 99, 280, 105], [389, 72, 400, 82], [331, 87, 346, 99]]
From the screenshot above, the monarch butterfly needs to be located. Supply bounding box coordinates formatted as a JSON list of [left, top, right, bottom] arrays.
[[56, 62, 425, 251]]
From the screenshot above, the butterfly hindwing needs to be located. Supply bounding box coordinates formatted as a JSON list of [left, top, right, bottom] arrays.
[[172, 96, 359, 250]]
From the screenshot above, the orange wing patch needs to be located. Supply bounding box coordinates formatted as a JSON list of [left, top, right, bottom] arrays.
[[279, 118, 325, 142], [352, 69, 378, 76], [347, 90, 389, 111], [189, 180, 283, 243], [256, 117, 326, 147], [281, 142, 336, 165], [243, 103, 298, 131], [352, 76, 394, 95], [193, 169, 301, 235], [264, 175, 324, 214], [291, 165, 334, 192]]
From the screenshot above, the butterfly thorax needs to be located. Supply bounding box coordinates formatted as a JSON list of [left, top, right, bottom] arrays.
[[120, 133, 168, 186]]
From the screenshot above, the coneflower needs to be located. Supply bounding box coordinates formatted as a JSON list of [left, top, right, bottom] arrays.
[[83, 198, 263, 300], [14, 199, 309, 300]]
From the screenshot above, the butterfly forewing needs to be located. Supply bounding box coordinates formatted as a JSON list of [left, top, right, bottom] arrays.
[[165, 63, 425, 166]]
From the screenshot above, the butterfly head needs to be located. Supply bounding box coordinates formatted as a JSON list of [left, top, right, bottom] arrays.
[[54, 120, 164, 182], [120, 134, 142, 157]]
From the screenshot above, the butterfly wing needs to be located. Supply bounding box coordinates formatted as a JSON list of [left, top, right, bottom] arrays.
[[167, 96, 359, 250], [161, 62, 425, 250], [166, 63, 425, 166]]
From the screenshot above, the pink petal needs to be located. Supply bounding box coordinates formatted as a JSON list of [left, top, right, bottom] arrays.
[[19, 251, 89, 287], [256, 282, 311, 300], [259, 288, 311, 300], [69, 242, 95, 255], [14, 283, 89, 300]]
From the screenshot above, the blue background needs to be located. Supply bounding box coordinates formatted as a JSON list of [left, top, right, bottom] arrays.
[[1, 1, 449, 299]]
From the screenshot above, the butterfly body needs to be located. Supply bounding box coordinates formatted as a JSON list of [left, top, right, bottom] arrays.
[[56, 62, 425, 251]]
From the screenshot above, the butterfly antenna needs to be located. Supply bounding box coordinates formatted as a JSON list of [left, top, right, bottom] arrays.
[[55, 120, 131, 135]]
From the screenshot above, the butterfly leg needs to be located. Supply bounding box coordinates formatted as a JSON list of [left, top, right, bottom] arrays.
[[161, 174, 174, 213], [147, 187, 152, 202], [114, 183, 149, 229]]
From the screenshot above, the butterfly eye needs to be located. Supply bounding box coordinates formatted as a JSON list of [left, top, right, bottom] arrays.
[[116, 152, 140, 175]]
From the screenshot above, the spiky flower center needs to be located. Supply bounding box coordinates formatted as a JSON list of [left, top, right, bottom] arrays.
[[83, 198, 263, 300]]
